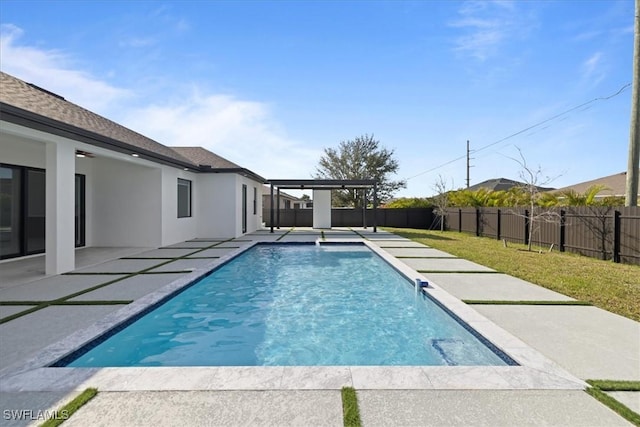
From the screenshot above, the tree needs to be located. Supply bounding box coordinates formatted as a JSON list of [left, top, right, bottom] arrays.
[[559, 185, 624, 260], [384, 197, 433, 208], [509, 147, 561, 251], [432, 175, 453, 231], [314, 134, 406, 207]]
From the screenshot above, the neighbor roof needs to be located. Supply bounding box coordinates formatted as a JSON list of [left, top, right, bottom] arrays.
[[467, 177, 555, 192], [554, 172, 635, 197], [262, 184, 300, 201]]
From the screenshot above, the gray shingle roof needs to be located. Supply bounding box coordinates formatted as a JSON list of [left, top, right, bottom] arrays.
[[170, 146, 242, 169], [554, 172, 635, 197], [1, 71, 195, 167], [467, 177, 555, 192]]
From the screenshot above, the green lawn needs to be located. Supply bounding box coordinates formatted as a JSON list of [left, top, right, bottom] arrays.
[[385, 228, 640, 322]]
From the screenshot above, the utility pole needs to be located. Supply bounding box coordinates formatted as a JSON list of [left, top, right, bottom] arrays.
[[466, 140, 473, 189], [626, 0, 640, 206]]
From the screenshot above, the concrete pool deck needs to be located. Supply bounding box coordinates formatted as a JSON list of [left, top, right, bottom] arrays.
[[0, 228, 638, 426]]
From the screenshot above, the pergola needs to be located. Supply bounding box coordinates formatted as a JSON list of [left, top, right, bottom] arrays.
[[268, 179, 378, 233]]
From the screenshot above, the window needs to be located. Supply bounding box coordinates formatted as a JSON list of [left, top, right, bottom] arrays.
[[242, 184, 247, 233], [253, 187, 257, 215], [177, 178, 192, 218], [75, 174, 86, 247]]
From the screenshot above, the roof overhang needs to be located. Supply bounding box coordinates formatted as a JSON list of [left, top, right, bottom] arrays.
[[1, 102, 266, 182], [268, 179, 376, 190], [204, 167, 267, 184], [1, 102, 197, 170]]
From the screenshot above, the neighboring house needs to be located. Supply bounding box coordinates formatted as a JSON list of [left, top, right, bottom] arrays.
[[0, 71, 265, 274], [262, 185, 311, 210], [553, 171, 637, 198], [466, 177, 555, 192]]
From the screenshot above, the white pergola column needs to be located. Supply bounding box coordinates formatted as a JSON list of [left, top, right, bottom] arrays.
[[46, 142, 75, 274], [312, 189, 332, 229]]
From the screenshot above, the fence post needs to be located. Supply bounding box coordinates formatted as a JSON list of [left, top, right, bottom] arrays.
[[496, 209, 501, 240], [475, 208, 481, 236], [613, 210, 621, 263], [442, 209, 449, 231], [458, 208, 462, 232], [559, 210, 566, 252], [524, 209, 530, 246]]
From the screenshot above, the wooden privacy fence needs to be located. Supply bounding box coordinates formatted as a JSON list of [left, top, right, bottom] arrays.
[[262, 206, 640, 265], [442, 207, 640, 265], [262, 208, 433, 230]]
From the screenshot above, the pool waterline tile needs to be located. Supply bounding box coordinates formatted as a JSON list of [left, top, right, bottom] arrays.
[[66, 242, 506, 367]]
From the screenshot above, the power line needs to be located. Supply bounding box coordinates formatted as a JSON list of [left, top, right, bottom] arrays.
[[405, 83, 631, 181]]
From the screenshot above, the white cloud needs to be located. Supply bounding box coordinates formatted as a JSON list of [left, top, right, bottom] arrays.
[[581, 51, 606, 87], [0, 24, 132, 113], [450, 0, 533, 62], [0, 24, 319, 179], [124, 92, 321, 179]]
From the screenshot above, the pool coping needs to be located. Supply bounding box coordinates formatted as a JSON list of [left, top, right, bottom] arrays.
[[0, 238, 587, 392]]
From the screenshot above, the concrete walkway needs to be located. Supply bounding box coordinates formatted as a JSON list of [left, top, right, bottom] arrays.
[[0, 228, 638, 426]]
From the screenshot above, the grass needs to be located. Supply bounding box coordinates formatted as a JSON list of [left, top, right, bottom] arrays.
[[585, 381, 640, 426], [462, 300, 592, 306], [341, 387, 362, 427], [385, 228, 640, 321], [587, 380, 640, 391], [40, 388, 97, 427]]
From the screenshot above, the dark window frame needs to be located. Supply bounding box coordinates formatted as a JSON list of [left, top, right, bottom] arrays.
[[242, 184, 247, 233], [1, 163, 88, 259], [0, 163, 25, 259], [75, 174, 86, 248], [25, 167, 46, 255], [177, 178, 192, 218], [253, 187, 257, 215]]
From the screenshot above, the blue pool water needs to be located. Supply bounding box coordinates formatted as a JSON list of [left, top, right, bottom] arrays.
[[63, 243, 513, 367]]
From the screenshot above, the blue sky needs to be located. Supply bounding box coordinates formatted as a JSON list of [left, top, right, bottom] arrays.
[[0, 0, 635, 197]]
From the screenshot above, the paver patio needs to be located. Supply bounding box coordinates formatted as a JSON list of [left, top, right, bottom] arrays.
[[474, 305, 640, 381], [425, 272, 576, 301], [0, 228, 637, 426]]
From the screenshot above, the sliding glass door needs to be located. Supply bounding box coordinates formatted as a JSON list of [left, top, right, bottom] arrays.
[[0, 165, 22, 258], [0, 163, 86, 260], [25, 168, 45, 254]]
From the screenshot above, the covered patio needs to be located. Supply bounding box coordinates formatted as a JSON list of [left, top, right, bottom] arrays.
[[267, 179, 378, 233]]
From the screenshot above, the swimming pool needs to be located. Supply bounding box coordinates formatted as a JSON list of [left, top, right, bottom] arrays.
[[59, 243, 515, 367]]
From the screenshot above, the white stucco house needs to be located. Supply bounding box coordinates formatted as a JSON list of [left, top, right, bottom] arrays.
[[0, 71, 266, 274]]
